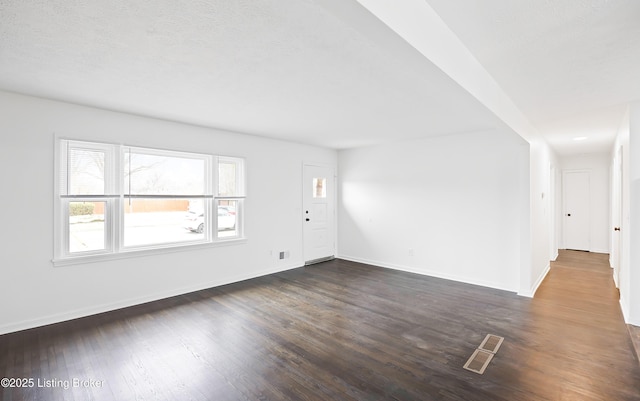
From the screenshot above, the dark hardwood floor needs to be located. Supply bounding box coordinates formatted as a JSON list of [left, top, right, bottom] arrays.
[[1, 250, 639, 400]]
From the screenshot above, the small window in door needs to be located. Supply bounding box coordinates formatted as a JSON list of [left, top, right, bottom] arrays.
[[313, 178, 326, 198]]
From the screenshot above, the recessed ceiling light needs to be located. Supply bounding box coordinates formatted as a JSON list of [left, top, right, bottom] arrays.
[[573, 136, 587, 141]]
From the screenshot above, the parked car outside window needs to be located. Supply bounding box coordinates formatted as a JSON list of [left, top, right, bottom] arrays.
[[184, 208, 235, 233]]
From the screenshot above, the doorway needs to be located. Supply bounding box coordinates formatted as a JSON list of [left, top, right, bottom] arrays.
[[562, 170, 590, 251], [303, 164, 335, 265]]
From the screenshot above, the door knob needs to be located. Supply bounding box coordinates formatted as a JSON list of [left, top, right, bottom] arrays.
[[305, 218, 310, 222], [566, 213, 571, 216], [614, 227, 621, 231]]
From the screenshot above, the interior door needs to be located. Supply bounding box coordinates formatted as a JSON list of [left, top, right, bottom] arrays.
[[611, 148, 623, 287], [563, 170, 590, 251], [303, 164, 335, 265]]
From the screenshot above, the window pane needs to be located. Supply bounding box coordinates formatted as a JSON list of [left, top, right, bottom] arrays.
[[218, 160, 237, 196], [124, 150, 206, 195], [313, 178, 326, 198], [69, 202, 105, 253], [218, 200, 238, 238], [68, 148, 105, 195], [123, 199, 203, 247]]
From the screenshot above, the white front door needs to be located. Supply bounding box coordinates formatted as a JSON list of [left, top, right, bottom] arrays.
[[563, 170, 590, 251], [303, 164, 335, 264]]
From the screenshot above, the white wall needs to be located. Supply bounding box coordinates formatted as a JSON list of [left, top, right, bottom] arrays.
[[0, 91, 337, 334], [337, 0, 560, 298], [612, 109, 631, 319], [559, 153, 611, 253], [629, 102, 640, 325], [337, 129, 528, 292], [525, 135, 558, 297], [551, 163, 562, 261], [611, 102, 640, 325]]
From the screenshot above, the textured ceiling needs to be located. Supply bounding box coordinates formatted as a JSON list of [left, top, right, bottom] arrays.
[[1, 0, 638, 155], [425, 0, 640, 156], [0, 0, 502, 149]]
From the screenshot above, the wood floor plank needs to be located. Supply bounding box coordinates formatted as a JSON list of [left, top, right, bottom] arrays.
[[1, 250, 639, 400]]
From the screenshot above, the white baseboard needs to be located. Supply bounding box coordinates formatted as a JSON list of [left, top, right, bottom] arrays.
[[518, 262, 550, 298], [0, 264, 302, 336], [620, 298, 630, 323], [619, 298, 640, 326], [590, 248, 610, 254], [338, 255, 516, 293]]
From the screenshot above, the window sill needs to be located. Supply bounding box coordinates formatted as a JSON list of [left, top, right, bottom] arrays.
[[52, 237, 248, 267]]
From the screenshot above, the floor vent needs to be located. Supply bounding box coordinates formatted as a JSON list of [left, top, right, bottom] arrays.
[[464, 334, 504, 375], [463, 349, 494, 374], [478, 334, 504, 354]]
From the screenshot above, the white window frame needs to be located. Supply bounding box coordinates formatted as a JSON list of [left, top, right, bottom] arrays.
[[215, 156, 246, 241], [53, 138, 246, 266]]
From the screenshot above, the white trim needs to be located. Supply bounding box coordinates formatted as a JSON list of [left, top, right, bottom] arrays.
[[620, 298, 630, 323], [1, 260, 297, 335], [338, 255, 517, 293], [518, 262, 551, 298], [619, 294, 640, 326]]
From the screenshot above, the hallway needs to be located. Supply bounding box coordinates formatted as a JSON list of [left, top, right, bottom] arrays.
[[521, 250, 639, 399]]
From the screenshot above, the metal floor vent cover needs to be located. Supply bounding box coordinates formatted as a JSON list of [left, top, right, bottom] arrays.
[[464, 334, 504, 375], [478, 334, 504, 354], [463, 349, 494, 374]]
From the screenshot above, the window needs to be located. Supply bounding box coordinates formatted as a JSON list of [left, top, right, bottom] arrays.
[[55, 139, 245, 264], [217, 157, 244, 238], [313, 177, 326, 198]]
